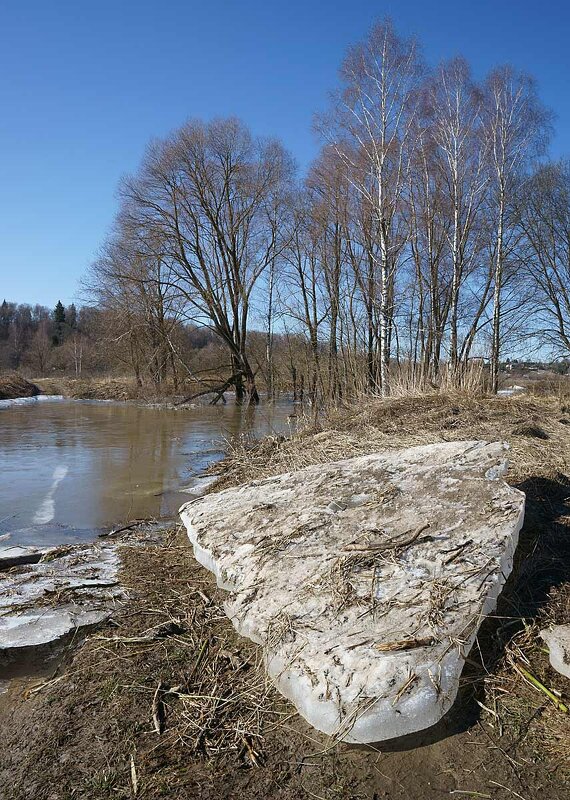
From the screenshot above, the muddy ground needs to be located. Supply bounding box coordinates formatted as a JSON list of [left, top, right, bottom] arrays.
[[0, 526, 568, 800], [1, 394, 570, 799]]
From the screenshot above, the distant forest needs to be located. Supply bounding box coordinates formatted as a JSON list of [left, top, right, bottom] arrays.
[[0, 298, 312, 398], [0, 298, 225, 379]]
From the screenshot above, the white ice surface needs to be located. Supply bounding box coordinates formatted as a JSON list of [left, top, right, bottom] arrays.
[[32, 465, 69, 524], [180, 475, 219, 498], [0, 543, 124, 649], [0, 394, 65, 408], [180, 440, 525, 743], [541, 625, 570, 679]]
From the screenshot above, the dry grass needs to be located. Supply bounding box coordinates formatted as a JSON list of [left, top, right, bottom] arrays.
[[387, 360, 487, 397], [215, 393, 570, 488], [33, 375, 222, 403], [525, 375, 570, 400], [481, 583, 570, 778], [0, 372, 40, 400], [34, 376, 150, 401]]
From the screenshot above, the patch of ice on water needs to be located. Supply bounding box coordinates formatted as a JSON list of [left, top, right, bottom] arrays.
[[32, 465, 69, 524], [0, 394, 66, 408]]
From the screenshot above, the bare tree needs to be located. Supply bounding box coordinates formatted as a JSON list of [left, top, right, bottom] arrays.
[[423, 58, 489, 380], [280, 191, 328, 405], [319, 19, 424, 395], [88, 224, 185, 389], [516, 161, 570, 354], [25, 321, 52, 376], [122, 118, 294, 404], [307, 149, 352, 402], [481, 66, 551, 392], [407, 122, 450, 382]]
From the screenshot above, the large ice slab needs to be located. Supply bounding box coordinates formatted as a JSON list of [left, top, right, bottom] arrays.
[[180, 441, 525, 743]]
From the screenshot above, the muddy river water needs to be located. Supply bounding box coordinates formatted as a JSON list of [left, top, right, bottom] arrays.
[[0, 397, 294, 548]]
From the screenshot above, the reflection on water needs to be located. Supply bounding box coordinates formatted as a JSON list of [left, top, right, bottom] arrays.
[[0, 399, 293, 541]]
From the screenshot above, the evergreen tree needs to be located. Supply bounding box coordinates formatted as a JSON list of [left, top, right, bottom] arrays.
[[52, 300, 66, 345], [0, 300, 12, 341]]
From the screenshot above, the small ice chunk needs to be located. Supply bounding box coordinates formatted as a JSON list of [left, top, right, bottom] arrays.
[[0, 544, 125, 649], [180, 475, 219, 498], [541, 625, 570, 679]]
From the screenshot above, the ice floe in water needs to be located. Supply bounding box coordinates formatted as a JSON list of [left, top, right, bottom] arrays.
[[180, 474, 219, 498], [180, 440, 525, 743], [32, 465, 69, 524], [0, 394, 65, 408]]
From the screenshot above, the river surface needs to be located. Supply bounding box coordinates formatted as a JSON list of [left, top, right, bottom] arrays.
[[0, 397, 294, 548]]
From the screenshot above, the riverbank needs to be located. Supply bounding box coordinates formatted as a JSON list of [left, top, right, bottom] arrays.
[[0, 373, 217, 403], [1, 524, 568, 799], [1, 393, 569, 798], [0, 373, 40, 400], [0, 373, 143, 402], [35, 375, 184, 402]]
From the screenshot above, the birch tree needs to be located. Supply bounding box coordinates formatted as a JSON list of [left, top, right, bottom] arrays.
[[425, 58, 489, 379], [319, 19, 424, 395], [481, 66, 550, 392], [407, 124, 450, 381]]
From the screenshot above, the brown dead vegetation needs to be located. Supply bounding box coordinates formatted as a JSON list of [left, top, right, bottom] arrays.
[[34, 375, 209, 402], [34, 376, 163, 401], [482, 583, 570, 776], [1, 393, 570, 799], [0, 372, 40, 400], [215, 393, 570, 487]]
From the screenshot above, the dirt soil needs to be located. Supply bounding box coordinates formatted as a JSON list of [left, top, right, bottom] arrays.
[[1, 394, 570, 799], [0, 525, 567, 800]]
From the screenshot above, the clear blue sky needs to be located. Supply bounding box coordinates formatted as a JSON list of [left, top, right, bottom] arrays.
[[1, 0, 569, 308]]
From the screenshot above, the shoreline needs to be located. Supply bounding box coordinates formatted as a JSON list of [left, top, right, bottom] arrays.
[[1, 393, 569, 798]]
